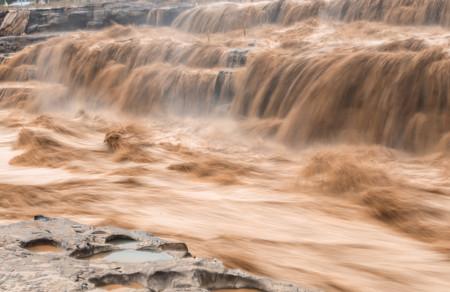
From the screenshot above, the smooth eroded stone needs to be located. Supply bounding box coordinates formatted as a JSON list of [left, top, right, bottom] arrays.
[[0, 216, 311, 292]]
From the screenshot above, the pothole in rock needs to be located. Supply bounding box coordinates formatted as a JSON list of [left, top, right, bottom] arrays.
[[99, 282, 144, 290], [89, 249, 173, 263], [106, 237, 139, 249], [90, 272, 145, 291], [23, 239, 64, 254]]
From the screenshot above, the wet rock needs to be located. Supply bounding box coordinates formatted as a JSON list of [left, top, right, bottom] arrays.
[[226, 49, 248, 68], [0, 217, 310, 292], [0, 1, 200, 55], [24, 2, 155, 34], [0, 1, 198, 37], [34, 214, 51, 221], [147, 4, 193, 26], [0, 10, 30, 36], [0, 34, 54, 57], [0, 1, 157, 36], [213, 70, 235, 105]]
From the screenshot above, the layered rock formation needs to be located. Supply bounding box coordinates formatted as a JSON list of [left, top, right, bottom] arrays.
[[0, 0, 195, 36], [0, 216, 308, 292], [0, 0, 194, 54], [0, 2, 153, 36], [0, 33, 53, 55], [0, 9, 30, 36]]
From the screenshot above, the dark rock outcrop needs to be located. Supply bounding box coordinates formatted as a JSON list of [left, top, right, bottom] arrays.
[[0, 0, 194, 55], [25, 2, 156, 34], [0, 216, 311, 291], [0, 0, 194, 37], [0, 33, 55, 55]]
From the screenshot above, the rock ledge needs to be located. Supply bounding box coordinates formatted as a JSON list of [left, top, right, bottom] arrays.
[[0, 216, 311, 292]]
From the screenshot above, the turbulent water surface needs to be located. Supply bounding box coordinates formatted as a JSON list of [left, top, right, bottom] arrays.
[[1, 1, 450, 291]]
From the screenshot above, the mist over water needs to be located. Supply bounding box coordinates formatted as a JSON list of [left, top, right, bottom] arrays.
[[1, 1, 450, 291]]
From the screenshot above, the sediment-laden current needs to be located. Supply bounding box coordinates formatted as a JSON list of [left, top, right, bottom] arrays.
[[0, 1, 449, 291]]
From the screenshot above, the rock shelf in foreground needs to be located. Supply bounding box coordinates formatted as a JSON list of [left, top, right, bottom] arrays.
[[0, 216, 310, 292]]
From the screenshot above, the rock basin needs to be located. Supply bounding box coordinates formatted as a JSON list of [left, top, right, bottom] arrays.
[[0, 216, 311, 292]]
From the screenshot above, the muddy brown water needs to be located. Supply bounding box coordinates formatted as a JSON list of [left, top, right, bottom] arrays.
[[1, 1, 450, 292], [26, 243, 64, 254], [100, 282, 144, 290]]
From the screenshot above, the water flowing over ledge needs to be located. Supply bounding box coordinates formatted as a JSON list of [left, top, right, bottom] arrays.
[[0, 1, 449, 292]]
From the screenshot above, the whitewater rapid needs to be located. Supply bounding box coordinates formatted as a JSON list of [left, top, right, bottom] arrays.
[[0, 1, 449, 291]]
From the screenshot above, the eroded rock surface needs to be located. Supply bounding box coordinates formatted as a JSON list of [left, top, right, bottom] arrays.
[[0, 10, 30, 36], [0, 0, 193, 37], [0, 0, 193, 55], [0, 33, 55, 55], [0, 216, 309, 292]]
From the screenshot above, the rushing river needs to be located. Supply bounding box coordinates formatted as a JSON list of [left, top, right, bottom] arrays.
[[0, 1, 450, 291]]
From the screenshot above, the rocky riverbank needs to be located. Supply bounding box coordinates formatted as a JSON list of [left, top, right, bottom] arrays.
[[0, 216, 309, 292], [0, 1, 192, 35], [0, 0, 193, 55]]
